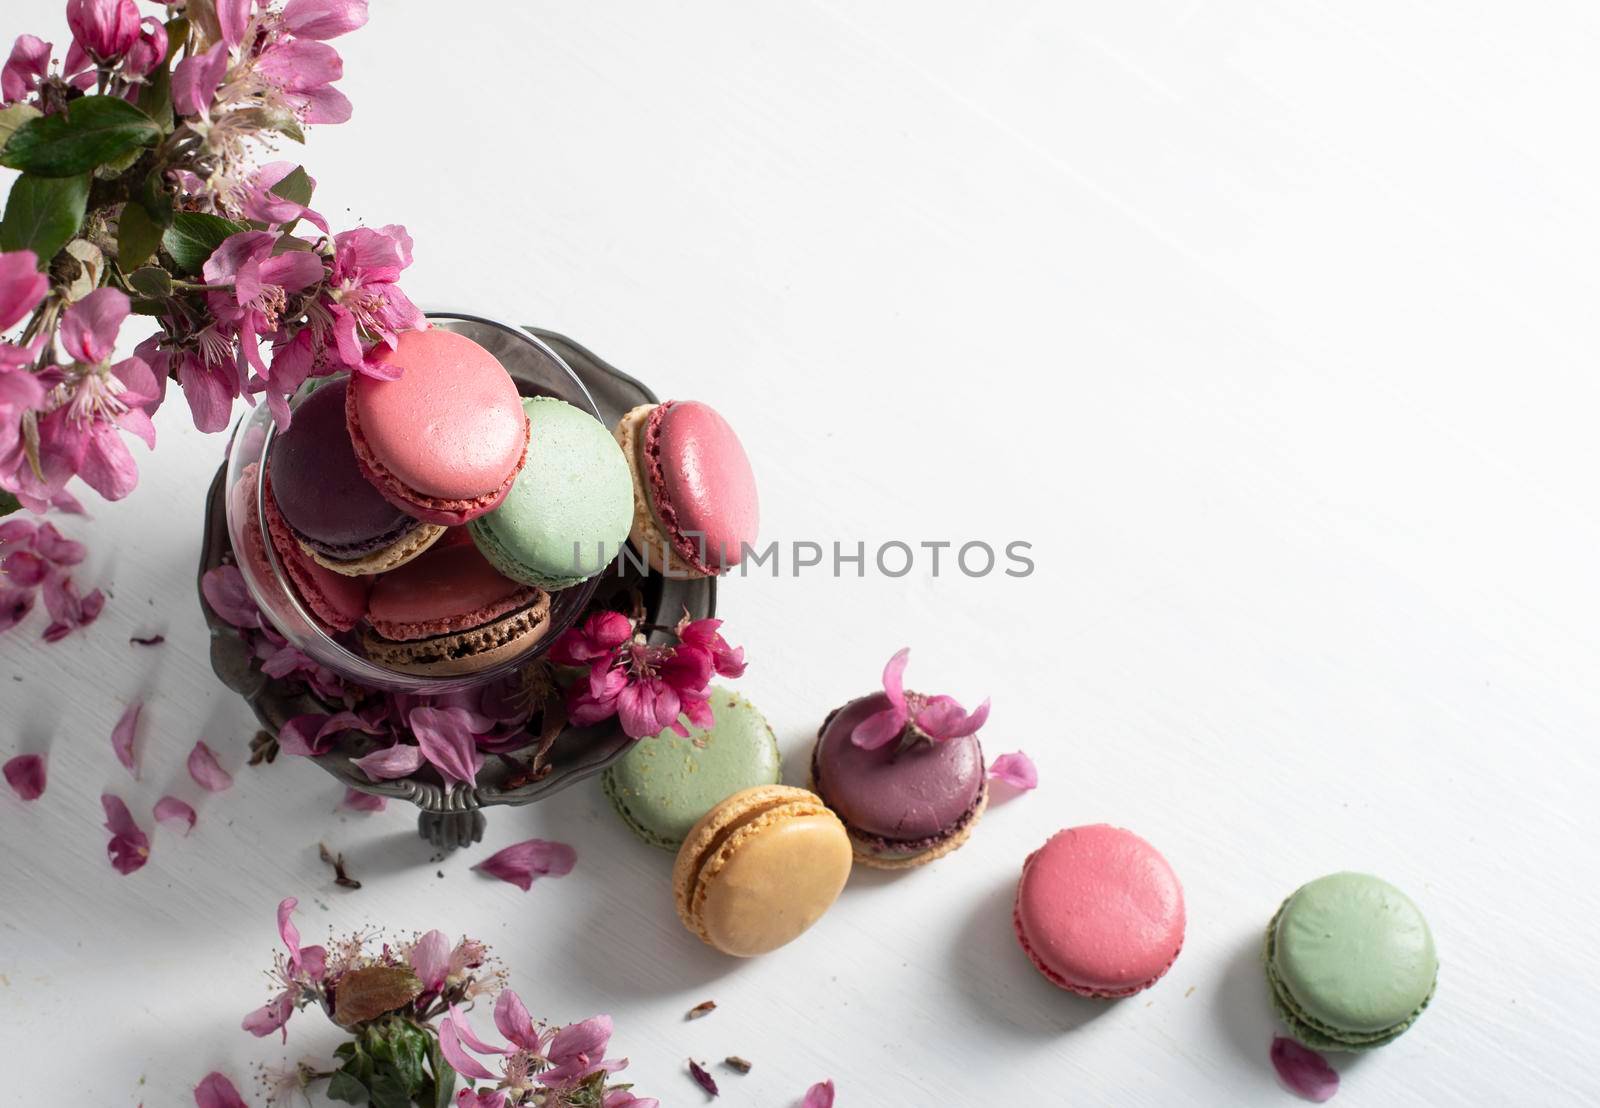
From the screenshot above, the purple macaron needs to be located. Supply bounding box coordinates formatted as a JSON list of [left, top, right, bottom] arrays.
[[811, 692, 988, 869], [266, 379, 446, 576]]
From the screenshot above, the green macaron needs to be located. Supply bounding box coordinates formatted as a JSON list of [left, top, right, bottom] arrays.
[[468, 396, 633, 590], [1264, 872, 1438, 1051], [601, 687, 782, 850]]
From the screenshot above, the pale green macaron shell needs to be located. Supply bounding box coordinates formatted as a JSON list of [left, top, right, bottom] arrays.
[[1265, 872, 1439, 1050], [601, 687, 782, 850], [469, 396, 634, 590]]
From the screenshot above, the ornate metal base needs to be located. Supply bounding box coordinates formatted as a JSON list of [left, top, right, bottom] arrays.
[[197, 326, 715, 850]]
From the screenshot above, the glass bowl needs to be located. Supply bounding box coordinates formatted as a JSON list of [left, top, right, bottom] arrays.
[[222, 313, 603, 694]]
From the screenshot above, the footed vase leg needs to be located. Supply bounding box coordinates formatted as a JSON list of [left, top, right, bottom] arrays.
[[418, 809, 485, 851]]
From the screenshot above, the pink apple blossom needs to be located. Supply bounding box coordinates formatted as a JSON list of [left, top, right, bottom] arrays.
[[121, 17, 167, 78], [0, 249, 48, 332], [0, 35, 51, 104], [851, 647, 990, 749], [65, 0, 141, 64], [320, 224, 424, 377], [549, 609, 634, 667], [676, 616, 747, 677]]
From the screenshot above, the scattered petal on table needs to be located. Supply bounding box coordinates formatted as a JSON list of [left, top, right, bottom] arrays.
[[187, 741, 234, 791], [154, 796, 197, 834], [802, 1080, 836, 1108], [3, 753, 45, 800], [102, 792, 151, 874], [1271, 1037, 1339, 1102], [111, 699, 142, 778], [194, 1071, 248, 1108], [471, 838, 577, 892], [987, 750, 1038, 792]]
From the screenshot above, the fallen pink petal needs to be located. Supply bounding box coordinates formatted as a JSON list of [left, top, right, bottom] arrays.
[[101, 792, 151, 874], [472, 838, 578, 892], [341, 786, 386, 812], [1270, 1036, 1339, 1102], [802, 1080, 836, 1108], [193, 1071, 249, 1108], [3, 753, 45, 800], [110, 699, 142, 778], [987, 750, 1038, 791], [154, 796, 198, 834], [187, 741, 234, 791]]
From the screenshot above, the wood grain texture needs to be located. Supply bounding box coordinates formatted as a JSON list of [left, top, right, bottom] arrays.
[[3, 1, 1598, 1103]]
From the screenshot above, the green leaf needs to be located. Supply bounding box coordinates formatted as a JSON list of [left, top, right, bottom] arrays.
[[0, 173, 91, 263], [161, 210, 246, 274], [428, 1036, 456, 1108], [135, 18, 185, 132], [118, 202, 162, 269], [126, 265, 171, 299], [0, 104, 42, 150], [0, 490, 21, 517], [0, 96, 161, 177], [94, 144, 144, 179], [367, 1068, 411, 1108], [326, 1070, 370, 1104], [136, 169, 174, 228], [271, 165, 314, 208]]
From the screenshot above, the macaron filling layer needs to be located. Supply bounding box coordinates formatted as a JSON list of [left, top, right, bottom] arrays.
[[811, 693, 986, 856], [366, 541, 541, 641]]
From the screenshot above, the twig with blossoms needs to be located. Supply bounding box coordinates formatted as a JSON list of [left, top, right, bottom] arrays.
[[1, 0, 419, 626], [230, 897, 656, 1107], [550, 609, 747, 740]]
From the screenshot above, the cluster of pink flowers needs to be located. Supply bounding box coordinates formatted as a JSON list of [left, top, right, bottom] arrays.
[[217, 898, 656, 1107], [550, 610, 747, 739], [1, 0, 418, 571]]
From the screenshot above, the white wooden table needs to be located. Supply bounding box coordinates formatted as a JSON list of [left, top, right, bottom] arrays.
[[3, 2, 1597, 1103]]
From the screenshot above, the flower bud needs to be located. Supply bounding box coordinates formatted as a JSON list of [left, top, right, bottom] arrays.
[[122, 17, 167, 78], [64, 0, 141, 64]]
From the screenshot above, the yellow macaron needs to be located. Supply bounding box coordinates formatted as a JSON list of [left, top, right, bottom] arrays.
[[672, 785, 852, 957]]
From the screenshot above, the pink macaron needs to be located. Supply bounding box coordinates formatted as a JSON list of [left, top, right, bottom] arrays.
[[615, 400, 758, 576], [259, 473, 371, 633], [347, 329, 530, 526], [361, 539, 552, 676], [1013, 824, 1186, 998]]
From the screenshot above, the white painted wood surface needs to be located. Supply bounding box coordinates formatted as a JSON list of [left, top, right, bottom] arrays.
[[3, 2, 1597, 1103]]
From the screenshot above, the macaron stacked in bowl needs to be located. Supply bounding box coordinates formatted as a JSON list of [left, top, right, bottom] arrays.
[[615, 399, 759, 576], [251, 327, 635, 675]]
